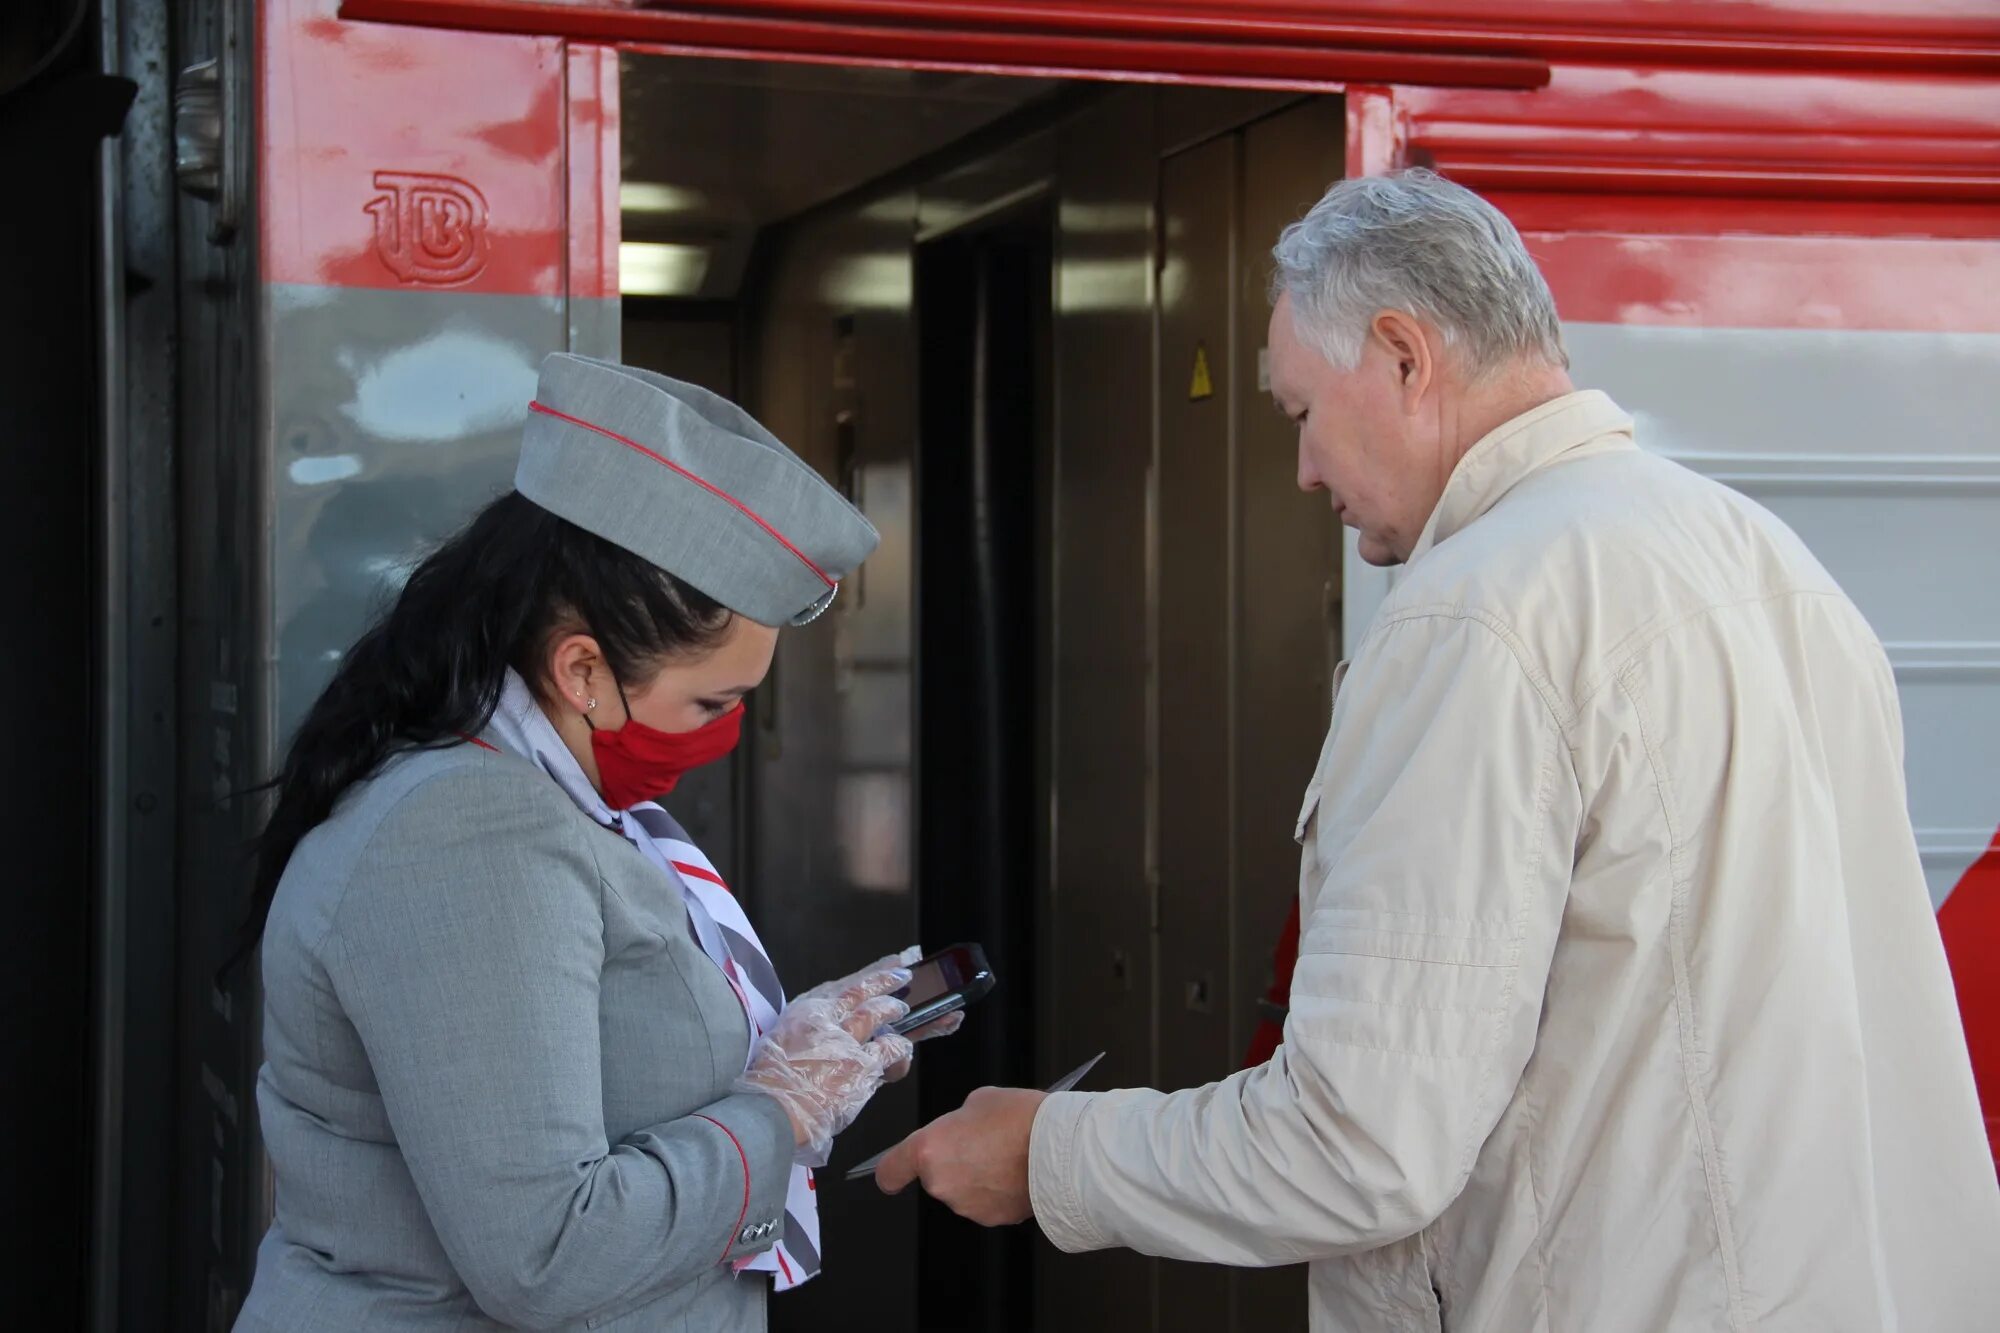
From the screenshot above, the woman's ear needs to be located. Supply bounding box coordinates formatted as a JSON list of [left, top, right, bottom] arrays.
[[546, 633, 607, 715]]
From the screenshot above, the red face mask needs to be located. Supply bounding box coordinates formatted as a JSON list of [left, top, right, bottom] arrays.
[[588, 697, 743, 811]]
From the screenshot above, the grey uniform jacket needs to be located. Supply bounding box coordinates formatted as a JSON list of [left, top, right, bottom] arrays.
[[236, 738, 795, 1332]]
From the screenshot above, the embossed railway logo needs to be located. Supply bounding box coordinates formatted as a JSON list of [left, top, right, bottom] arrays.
[[365, 172, 489, 286]]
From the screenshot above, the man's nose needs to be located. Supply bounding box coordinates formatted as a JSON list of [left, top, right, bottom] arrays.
[[1297, 443, 1321, 494]]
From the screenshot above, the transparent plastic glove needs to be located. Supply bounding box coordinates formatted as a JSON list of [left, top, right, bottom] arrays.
[[882, 1007, 963, 1083], [905, 1010, 966, 1042], [880, 943, 961, 1069], [885, 935, 964, 1079], [734, 953, 917, 1166]]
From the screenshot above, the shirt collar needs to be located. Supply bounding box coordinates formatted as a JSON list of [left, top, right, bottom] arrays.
[[1406, 389, 1635, 564]]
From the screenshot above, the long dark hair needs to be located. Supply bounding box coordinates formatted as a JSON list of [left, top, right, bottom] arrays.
[[233, 490, 730, 968]]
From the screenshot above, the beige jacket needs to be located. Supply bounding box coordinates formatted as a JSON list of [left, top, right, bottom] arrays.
[[1029, 392, 2000, 1331]]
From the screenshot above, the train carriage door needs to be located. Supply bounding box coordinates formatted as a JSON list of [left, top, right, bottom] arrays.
[[1342, 74, 2000, 1165]]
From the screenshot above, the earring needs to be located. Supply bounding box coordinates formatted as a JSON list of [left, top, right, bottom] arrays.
[[586, 698, 598, 712]]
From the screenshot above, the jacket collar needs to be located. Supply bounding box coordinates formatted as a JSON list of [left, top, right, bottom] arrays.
[[1406, 390, 1635, 564], [479, 668, 619, 828]]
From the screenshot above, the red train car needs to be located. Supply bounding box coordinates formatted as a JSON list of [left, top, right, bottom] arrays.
[[65, 2, 2000, 1329]]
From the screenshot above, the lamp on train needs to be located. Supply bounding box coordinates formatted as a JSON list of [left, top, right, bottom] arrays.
[[619, 181, 709, 215], [619, 240, 711, 297]]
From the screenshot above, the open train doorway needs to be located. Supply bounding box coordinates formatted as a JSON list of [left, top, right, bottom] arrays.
[[609, 55, 1083, 1331], [613, 57, 1076, 893], [606, 53, 1344, 1333]]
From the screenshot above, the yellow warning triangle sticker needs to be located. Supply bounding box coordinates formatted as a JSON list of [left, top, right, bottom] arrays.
[[1189, 342, 1215, 401]]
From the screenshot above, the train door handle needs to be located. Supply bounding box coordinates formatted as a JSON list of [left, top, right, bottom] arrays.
[[173, 2, 245, 244]]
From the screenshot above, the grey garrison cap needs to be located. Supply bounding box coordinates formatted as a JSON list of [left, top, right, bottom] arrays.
[[516, 354, 878, 627]]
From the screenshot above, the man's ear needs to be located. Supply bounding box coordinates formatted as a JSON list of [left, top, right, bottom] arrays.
[[1370, 309, 1436, 412]]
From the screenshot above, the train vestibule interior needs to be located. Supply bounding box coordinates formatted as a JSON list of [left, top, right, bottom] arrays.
[[608, 54, 1345, 1333]]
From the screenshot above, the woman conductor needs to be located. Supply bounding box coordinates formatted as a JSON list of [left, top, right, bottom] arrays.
[[235, 355, 943, 1331]]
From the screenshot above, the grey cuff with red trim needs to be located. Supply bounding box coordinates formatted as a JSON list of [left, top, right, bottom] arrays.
[[695, 1091, 795, 1264]]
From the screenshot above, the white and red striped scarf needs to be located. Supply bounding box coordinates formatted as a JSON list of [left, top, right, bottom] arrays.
[[483, 671, 822, 1290]]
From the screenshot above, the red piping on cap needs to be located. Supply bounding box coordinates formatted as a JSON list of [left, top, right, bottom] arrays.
[[528, 400, 836, 590]]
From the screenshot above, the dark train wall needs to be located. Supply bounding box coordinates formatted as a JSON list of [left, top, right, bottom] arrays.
[[0, 1, 129, 1314]]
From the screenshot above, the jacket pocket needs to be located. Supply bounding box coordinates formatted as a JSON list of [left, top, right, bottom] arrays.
[[1294, 660, 1349, 844], [1416, 1224, 1447, 1332], [1293, 778, 1324, 846], [1392, 1237, 1446, 1333], [1346, 1234, 1444, 1333]]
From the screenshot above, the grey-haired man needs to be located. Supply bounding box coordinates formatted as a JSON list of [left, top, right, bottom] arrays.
[[877, 169, 2000, 1331]]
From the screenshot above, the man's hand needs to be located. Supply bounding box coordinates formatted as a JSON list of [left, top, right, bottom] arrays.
[[873, 1086, 1047, 1225]]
